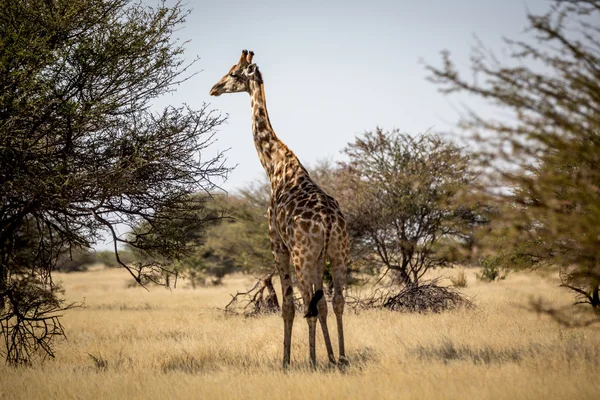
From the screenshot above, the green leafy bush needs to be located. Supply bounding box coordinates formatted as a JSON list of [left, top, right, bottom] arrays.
[[477, 256, 508, 282]]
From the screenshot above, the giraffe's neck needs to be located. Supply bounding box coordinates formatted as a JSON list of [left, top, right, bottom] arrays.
[[248, 79, 307, 191]]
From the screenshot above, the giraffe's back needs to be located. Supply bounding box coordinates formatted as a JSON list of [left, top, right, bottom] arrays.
[[271, 175, 348, 261]]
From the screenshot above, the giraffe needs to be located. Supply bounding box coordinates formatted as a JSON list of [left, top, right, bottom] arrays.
[[210, 50, 349, 368]]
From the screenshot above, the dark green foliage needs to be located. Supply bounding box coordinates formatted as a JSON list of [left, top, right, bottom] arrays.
[[0, 0, 229, 364]]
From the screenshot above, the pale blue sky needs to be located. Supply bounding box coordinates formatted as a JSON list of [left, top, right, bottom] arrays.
[[99, 0, 551, 249], [163, 0, 549, 191]]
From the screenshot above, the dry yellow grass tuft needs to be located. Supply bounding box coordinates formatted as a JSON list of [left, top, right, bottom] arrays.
[[1, 267, 599, 400], [450, 268, 468, 287]]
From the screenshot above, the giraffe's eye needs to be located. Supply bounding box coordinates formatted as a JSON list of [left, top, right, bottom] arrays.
[[229, 72, 238, 78]]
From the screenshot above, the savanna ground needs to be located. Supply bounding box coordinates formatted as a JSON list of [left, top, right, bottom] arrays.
[[1, 267, 599, 400]]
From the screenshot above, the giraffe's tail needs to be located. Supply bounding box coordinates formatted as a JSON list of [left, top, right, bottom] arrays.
[[305, 289, 324, 318], [305, 216, 331, 318]]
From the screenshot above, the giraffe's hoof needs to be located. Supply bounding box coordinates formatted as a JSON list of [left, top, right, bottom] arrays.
[[338, 356, 350, 367]]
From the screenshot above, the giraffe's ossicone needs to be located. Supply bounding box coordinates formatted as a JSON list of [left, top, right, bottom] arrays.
[[210, 50, 349, 368]]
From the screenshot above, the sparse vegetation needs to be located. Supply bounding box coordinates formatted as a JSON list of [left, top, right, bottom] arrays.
[[161, 352, 218, 374], [412, 339, 527, 365], [88, 353, 109, 372], [88, 349, 132, 372]]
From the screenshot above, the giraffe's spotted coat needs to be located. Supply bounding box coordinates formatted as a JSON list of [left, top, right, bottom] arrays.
[[210, 50, 349, 368]]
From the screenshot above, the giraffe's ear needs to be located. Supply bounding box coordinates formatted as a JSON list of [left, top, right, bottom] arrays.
[[246, 63, 257, 76]]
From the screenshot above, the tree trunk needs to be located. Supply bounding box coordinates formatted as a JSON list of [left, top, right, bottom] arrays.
[[0, 264, 5, 310], [0, 241, 8, 311], [263, 275, 280, 311], [390, 258, 413, 286]]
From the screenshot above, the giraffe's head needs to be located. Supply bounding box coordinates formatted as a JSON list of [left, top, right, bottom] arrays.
[[209, 50, 262, 97]]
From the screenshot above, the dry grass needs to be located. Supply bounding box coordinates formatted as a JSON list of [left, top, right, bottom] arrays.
[[1, 267, 599, 400], [450, 268, 468, 287]]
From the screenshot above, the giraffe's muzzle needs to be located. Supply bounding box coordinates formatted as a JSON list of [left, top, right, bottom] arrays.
[[209, 83, 225, 96]]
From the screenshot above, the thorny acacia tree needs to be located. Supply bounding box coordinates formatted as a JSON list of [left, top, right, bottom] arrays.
[[125, 193, 223, 288], [338, 129, 480, 285], [427, 0, 600, 311], [0, 0, 229, 364], [158, 192, 273, 286]]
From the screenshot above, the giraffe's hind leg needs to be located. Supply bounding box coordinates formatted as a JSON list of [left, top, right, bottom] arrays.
[[291, 246, 321, 367], [317, 290, 336, 364], [329, 252, 348, 366], [296, 256, 336, 366], [316, 256, 336, 364]]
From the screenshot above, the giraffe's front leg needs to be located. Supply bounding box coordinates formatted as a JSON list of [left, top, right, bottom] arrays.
[[270, 231, 294, 368], [277, 258, 294, 368]]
